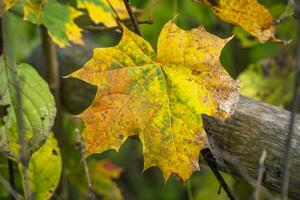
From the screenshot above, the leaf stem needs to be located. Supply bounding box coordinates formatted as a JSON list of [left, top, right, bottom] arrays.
[[2, 13, 32, 199], [123, 0, 142, 36]]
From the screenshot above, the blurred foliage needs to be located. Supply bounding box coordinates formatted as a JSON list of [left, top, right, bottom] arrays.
[[0, 0, 298, 199]]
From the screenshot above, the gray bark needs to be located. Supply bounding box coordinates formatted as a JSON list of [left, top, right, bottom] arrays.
[[203, 96, 300, 199]]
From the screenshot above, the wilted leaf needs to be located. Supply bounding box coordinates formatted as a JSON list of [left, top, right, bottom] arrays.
[[23, 0, 83, 47], [77, 0, 128, 27], [195, 0, 277, 43], [18, 133, 62, 200], [0, 57, 56, 160], [70, 21, 239, 181], [0, 0, 17, 17]]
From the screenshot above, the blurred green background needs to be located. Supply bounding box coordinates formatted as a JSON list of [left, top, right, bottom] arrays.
[[0, 0, 298, 199]]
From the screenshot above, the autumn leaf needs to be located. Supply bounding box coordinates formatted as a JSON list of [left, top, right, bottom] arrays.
[[69, 21, 239, 181], [18, 133, 62, 200], [0, 0, 17, 17], [23, 0, 83, 47], [0, 57, 56, 160], [89, 159, 123, 200], [195, 0, 278, 43], [77, 0, 128, 27]]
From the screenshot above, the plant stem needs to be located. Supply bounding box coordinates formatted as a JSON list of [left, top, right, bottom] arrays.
[[106, 0, 122, 22], [84, 19, 153, 32], [0, 13, 16, 200], [0, 174, 22, 200], [123, 0, 141, 36], [41, 27, 62, 140], [201, 148, 236, 200], [8, 159, 15, 200], [75, 129, 96, 200], [2, 13, 32, 199], [281, 11, 300, 200], [255, 149, 267, 200]]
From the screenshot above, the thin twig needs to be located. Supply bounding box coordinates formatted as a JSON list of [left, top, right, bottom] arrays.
[[255, 149, 267, 200], [201, 148, 236, 200], [0, 174, 23, 200], [84, 19, 153, 32], [74, 129, 96, 200], [123, 0, 141, 36], [281, 13, 300, 200], [8, 159, 15, 200], [106, 0, 122, 22], [2, 13, 32, 199]]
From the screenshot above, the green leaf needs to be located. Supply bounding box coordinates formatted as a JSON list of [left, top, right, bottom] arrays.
[[0, 56, 56, 160], [239, 62, 295, 106], [18, 133, 62, 200], [23, 0, 83, 47]]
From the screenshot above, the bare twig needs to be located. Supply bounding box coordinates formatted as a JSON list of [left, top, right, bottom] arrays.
[[2, 13, 32, 199], [106, 0, 122, 22], [201, 148, 236, 200], [137, 0, 163, 20], [123, 0, 141, 36], [0, 174, 23, 200], [84, 19, 153, 32], [213, 148, 279, 200], [255, 149, 267, 200], [281, 14, 300, 200], [74, 129, 96, 200]]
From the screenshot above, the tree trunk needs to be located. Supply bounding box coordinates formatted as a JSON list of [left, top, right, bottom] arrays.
[[203, 96, 300, 199]]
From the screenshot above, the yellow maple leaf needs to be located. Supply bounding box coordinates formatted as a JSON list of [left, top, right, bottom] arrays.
[[195, 0, 277, 43], [77, 0, 128, 27], [69, 21, 239, 181]]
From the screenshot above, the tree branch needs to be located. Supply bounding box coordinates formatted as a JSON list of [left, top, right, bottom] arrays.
[[123, 0, 141, 36]]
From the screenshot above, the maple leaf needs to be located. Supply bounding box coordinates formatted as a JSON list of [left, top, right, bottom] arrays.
[[195, 0, 278, 43], [70, 21, 239, 181], [77, 0, 129, 27], [23, 0, 83, 47]]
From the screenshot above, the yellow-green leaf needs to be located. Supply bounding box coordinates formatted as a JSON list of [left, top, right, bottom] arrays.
[[195, 0, 277, 43], [18, 133, 62, 200], [69, 21, 239, 181], [239, 62, 294, 106], [23, 0, 83, 47], [0, 0, 17, 17], [0, 57, 56, 160], [77, 0, 128, 27]]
